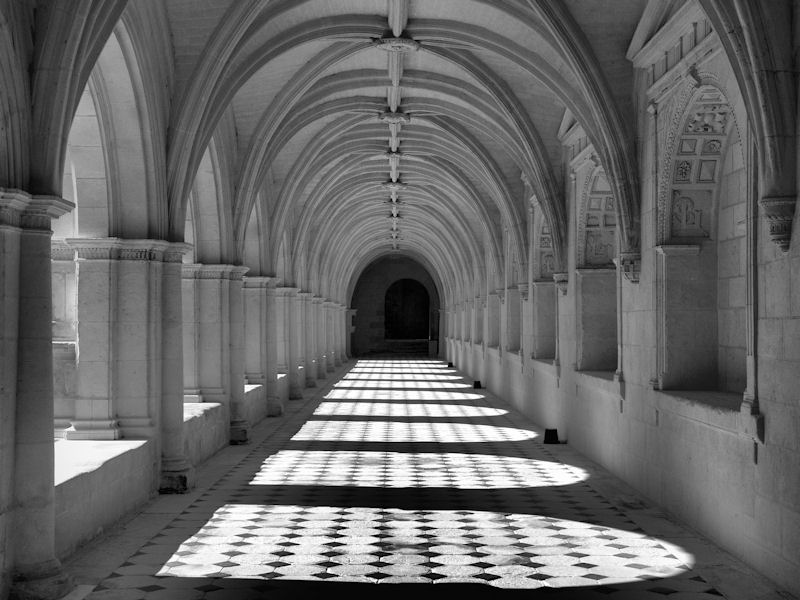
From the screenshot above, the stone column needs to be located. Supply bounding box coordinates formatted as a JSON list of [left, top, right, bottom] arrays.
[[312, 297, 326, 378], [299, 292, 316, 387], [11, 194, 74, 599], [281, 287, 303, 400], [346, 308, 356, 359], [292, 292, 307, 389], [0, 193, 24, 597], [242, 276, 269, 387], [159, 244, 194, 493], [324, 301, 336, 372], [181, 264, 202, 402], [194, 265, 233, 406], [61, 240, 125, 440], [333, 304, 343, 367], [228, 267, 249, 443], [265, 282, 282, 415]]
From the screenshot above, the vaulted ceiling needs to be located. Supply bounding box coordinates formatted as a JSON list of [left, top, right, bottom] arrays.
[[163, 0, 650, 301]]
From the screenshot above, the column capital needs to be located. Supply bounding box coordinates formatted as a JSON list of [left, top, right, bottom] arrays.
[[297, 291, 314, 301], [0, 190, 73, 230], [195, 264, 236, 279], [275, 286, 300, 297], [24, 194, 74, 230], [242, 275, 280, 288], [312, 296, 325, 305], [0, 188, 30, 227], [229, 265, 249, 281]]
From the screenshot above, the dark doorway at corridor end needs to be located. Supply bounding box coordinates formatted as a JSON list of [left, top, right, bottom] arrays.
[[350, 256, 441, 357], [385, 278, 429, 340]]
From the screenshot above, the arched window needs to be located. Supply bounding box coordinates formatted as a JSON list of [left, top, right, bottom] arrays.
[[655, 84, 745, 392]]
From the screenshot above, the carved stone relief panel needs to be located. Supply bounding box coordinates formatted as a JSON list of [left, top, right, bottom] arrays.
[[538, 224, 555, 279], [670, 190, 711, 238], [578, 171, 617, 267], [659, 85, 735, 244]]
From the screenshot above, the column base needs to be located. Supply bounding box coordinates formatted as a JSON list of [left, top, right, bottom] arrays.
[[230, 420, 250, 445], [159, 458, 195, 494], [266, 396, 283, 417], [305, 378, 317, 388], [63, 419, 121, 440], [289, 386, 304, 400], [11, 560, 72, 600]]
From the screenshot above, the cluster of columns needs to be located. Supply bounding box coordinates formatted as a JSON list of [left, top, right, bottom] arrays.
[[444, 283, 557, 363], [1, 187, 352, 597], [181, 271, 350, 431]]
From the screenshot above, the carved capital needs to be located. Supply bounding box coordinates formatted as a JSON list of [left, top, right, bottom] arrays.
[[243, 275, 277, 288], [517, 283, 529, 301], [553, 272, 569, 295], [164, 242, 191, 263], [0, 189, 29, 227], [22, 195, 74, 231], [760, 196, 795, 252], [229, 266, 249, 281]]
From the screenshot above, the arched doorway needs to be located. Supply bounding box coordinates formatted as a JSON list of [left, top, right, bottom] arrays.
[[385, 279, 430, 340]]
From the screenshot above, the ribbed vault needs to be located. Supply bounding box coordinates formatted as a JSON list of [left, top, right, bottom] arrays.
[[161, 0, 648, 306]]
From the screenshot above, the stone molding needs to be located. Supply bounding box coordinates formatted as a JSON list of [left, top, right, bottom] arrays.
[[64, 238, 182, 262], [51, 240, 73, 260], [0, 189, 74, 230], [242, 276, 279, 288], [275, 286, 300, 297], [553, 272, 569, 295], [517, 283, 530, 301]]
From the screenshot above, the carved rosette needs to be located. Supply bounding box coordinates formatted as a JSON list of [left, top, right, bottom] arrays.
[[379, 110, 411, 125], [372, 36, 420, 52], [760, 197, 795, 252], [381, 180, 407, 193]]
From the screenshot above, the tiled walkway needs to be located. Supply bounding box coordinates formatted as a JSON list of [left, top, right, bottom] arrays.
[[66, 359, 788, 599]]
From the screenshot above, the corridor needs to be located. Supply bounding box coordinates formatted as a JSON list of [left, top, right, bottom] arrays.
[[66, 360, 770, 600]]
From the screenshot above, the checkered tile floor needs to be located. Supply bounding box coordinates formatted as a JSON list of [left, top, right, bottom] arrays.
[[82, 359, 728, 599]]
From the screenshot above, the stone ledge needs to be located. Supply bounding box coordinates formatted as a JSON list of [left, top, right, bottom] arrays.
[[528, 357, 559, 378], [654, 389, 741, 434], [575, 370, 621, 396]]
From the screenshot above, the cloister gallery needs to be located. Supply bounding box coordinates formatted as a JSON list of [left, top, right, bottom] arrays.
[[0, 1, 799, 599]]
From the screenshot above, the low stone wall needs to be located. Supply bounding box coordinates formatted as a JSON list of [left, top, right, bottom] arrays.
[[183, 402, 229, 467], [54, 440, 155, 559]]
